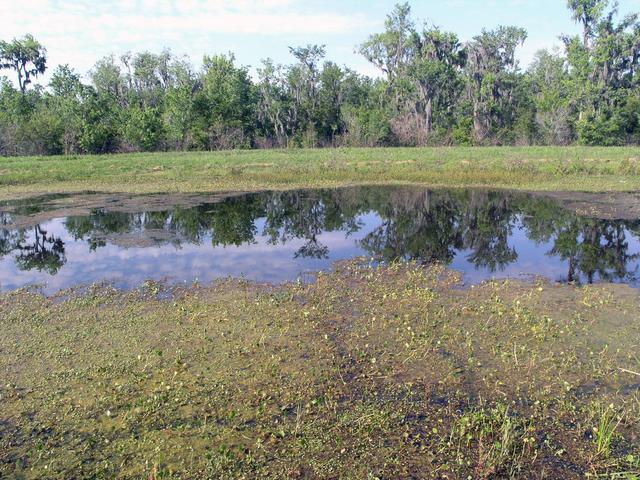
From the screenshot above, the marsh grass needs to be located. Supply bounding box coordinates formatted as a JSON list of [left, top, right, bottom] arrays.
[[593, 404, 623, 459], [1, 146, 640, 199], [448, 404, 533, 479]]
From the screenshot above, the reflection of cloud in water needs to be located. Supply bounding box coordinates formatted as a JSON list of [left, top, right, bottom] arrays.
[[2, 187, 640, 293], [0, 216, 376, 293]]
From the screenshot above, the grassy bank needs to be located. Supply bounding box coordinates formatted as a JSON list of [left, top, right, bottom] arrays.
[[1, 262, 639, 478], [1, 146, 640, 199]]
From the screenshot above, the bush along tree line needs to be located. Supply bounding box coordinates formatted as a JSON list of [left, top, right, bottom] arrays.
[[1, 0, 639, 155]]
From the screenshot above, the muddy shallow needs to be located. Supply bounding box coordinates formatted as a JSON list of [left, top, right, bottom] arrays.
[[1, 262, 639, 478], [2, 186, 640, 293]]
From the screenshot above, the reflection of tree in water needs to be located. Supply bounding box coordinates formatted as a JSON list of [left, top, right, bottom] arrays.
[[541, 220, 638, 284], [208, 197, 262, 246], [13, 225, 66, 274], [357, 189, 520, 270], [358, 189, 462, 264], [262, 191, 361, 260], [517, 197, 640, 284], [3, 187, 640, 285], [1, 213, 19, 257], [461, 192, 517, 270]]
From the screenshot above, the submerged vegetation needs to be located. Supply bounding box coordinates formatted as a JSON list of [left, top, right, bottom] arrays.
[[1, 262, 639, 478]]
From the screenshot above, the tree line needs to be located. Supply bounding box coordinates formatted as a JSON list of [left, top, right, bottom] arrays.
[[1, 0, 639, 155]]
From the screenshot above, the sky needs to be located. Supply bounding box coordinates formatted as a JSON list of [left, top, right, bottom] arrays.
[[2, 0, 640, 87]]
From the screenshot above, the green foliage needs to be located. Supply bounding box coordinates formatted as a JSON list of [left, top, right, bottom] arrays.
[[164, 83, 195, 150], [0, 34, 47, 93], [450, 404, 532, 478], [342, 104, 395, 147], [124, 106, 165, 151], [529, 50, 573, 144], [1, 2, 640, 154], [592, 403, 623, 458], [79, 90, 121, 154], [576, 112, 623, 145], [452, 118, 473, 145], [17, 102, 64, 155]]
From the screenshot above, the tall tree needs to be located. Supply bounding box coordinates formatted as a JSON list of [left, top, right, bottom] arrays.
[[563, 1, 640, 143], [567, 0, 610, 47], [164, 58, 198, 150], [0, 34, 46, 93], [359, 2, 416, 93], [197, 53, 255, 149], [90, 55, 126, 105], [256, 59, 289, 146], [466, 26, 527, 143], [529, 49, 572, 144], [287, 44, 326, 144], [49, 65, 85, 153], [409, 26, 465, 139]]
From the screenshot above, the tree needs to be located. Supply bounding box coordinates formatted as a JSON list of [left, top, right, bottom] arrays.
[[359, 2, 418, 142], [90, 55, 126, 105], [50, 64, 83, 98], [465, 26, 527, 143], [567, 0, 610, 47], [529, 49, 572, 144], [164, 59, 198, 150], [409, 26, 465, 139], [79, 87, 121, 153], [286, 44, 326, 145], [317, 61, 345, 143], [0, 34, 47, 93], [360, 5, 466, 144], [48, 65, 84, 153], [563, 1, 640, 144], [124, 105, 165, 151], [2, 0, 640, 155], [125, 49, 172, 108], [256, 59, 289, 146], [359, 2, 416, 93], [197, 53, 255, 149]]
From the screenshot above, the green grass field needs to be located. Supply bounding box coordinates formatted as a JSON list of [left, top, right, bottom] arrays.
[[1, 146, 640, 199]]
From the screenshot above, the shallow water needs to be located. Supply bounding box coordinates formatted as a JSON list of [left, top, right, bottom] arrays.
[[1, 186, 639, 293]]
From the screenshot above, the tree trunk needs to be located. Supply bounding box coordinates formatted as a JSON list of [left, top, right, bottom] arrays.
[[425, 98, 433, 140], [17, 66, 25, 94], [473, 102, 484, 144]]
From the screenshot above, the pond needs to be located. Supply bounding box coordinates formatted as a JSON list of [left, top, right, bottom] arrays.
[[1, 186, 640, 293]]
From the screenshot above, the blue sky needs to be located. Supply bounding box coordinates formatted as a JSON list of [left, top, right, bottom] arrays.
[[2, 0, 640, 85]]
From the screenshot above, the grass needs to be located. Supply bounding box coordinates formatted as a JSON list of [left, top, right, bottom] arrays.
[[1, 146, 640, 199], [593, 404, 623, 459], [1, 262, 639, 478]]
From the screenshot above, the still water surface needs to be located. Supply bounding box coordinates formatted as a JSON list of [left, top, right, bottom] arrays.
[[1, 187, 639, 293]]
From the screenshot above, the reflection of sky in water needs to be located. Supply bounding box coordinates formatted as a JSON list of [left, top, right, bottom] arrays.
[[0, 216, 375, 293], [451, 225, 559, 284], [2, 207, 640, 294]]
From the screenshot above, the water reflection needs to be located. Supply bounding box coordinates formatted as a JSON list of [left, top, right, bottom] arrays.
[[1, 187, 640, 292]]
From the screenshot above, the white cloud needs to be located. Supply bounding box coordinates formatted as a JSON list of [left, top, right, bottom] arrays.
[[0, 0, 371, 83]]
